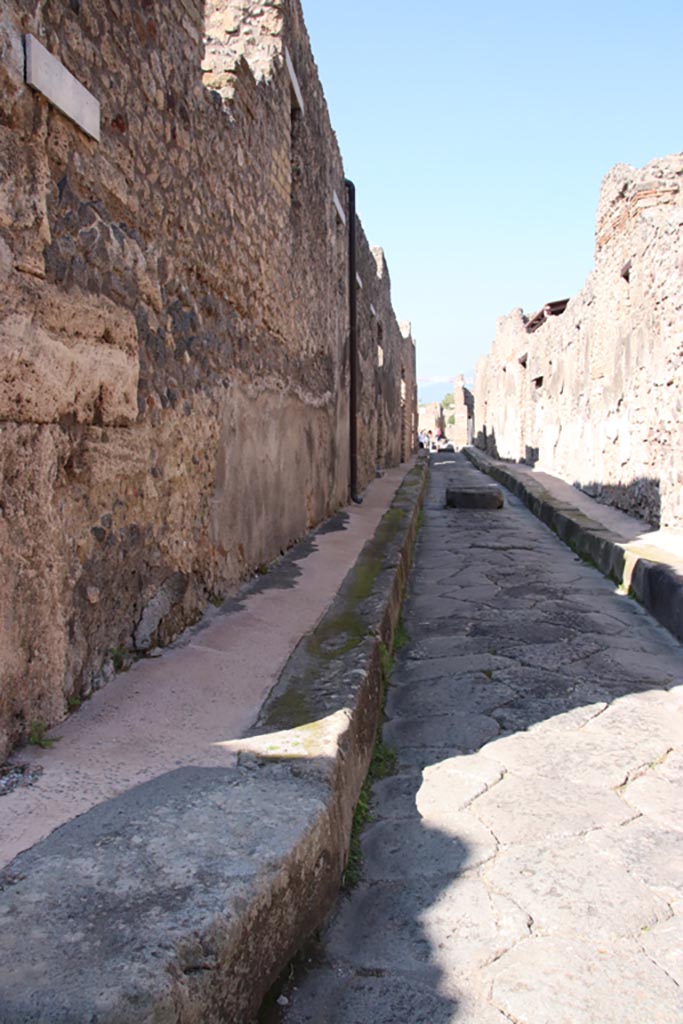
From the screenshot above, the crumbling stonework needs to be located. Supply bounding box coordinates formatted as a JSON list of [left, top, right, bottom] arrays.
[[475, 153, 683, 530], [0, 0, 416, 760], [448, 374, 473, 447]]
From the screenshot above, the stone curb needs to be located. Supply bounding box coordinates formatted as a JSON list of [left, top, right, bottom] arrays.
[[0, 460, 428, 1024], [464, 447, 683, 643]]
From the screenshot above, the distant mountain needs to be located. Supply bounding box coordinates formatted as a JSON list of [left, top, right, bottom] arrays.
[[418, 375, 474, 405]]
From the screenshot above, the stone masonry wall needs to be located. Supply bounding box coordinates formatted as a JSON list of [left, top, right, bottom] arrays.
[[475, 153, 683, 530], [0, 0, 416, 760]]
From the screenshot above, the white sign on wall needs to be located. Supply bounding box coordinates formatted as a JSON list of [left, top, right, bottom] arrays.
[[24, 34, 100, 141]]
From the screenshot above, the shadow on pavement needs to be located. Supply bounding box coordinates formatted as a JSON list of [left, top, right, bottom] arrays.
[[274, 452, 682, 1024]]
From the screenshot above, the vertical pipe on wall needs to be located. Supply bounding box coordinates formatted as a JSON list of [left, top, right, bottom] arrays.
[[345, 178, 362, 503]]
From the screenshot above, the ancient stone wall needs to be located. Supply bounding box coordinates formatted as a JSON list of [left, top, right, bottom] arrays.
[[0, 0, 416, 759], [448, 374, 473, 447], [475, 154, 683, 530]]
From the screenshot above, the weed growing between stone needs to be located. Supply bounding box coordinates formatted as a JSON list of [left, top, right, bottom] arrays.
[[28, 720, 59, 749], [343, 738, 397, 889], [110, 646, 126, 672], [394, 617, 409, 650], [343, 641, 398, 889]]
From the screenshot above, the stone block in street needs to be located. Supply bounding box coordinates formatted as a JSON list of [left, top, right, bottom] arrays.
[[445, 484, 504, 509]]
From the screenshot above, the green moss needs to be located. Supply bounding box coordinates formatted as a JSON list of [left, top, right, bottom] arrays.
[[343, 738, 397, 889], [306, 610, 366, 660], [394, 618, 409, 650], [260, 475, 426, 743], [28, 720, 60, 749], [111, 646, 126, 672], [262, 685, 313, 728], [378, 641, 392, 685]]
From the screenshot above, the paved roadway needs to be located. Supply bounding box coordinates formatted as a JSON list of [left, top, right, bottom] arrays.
[[279, 452, 683, 1024]]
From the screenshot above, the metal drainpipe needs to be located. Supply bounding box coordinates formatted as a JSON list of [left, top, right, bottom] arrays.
[[345, 178, 362, 504]]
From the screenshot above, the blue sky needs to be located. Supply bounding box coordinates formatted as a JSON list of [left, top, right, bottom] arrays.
[[302, 0, 683, 398]]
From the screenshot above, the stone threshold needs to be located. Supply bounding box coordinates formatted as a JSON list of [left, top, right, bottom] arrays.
[[464, 447, 683, 644], [0, 461, 428, 1024]]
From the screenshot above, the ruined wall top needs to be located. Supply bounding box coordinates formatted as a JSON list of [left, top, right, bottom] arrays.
[[595, 152, 683, 261]]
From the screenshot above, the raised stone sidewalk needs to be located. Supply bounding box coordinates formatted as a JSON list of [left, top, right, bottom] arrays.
[[0, 462, 427, 1023], [279, 451, 683, 1024]]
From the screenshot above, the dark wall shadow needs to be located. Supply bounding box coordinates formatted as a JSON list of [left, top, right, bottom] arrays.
[[575, 477, 661, 529]]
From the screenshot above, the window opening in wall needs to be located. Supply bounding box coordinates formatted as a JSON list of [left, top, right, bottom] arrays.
[[377, 344, 384, 367], [621, 260, 632, 283], [518, 352, 528, 368], [533, 375, 544, 389]]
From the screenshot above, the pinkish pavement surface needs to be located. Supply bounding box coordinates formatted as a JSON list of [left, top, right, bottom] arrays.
[[0, 462, 414, 869]]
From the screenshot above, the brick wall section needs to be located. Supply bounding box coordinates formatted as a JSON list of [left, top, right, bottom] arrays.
[[0, 0, 416, 759], [474, 153, 683, 530]]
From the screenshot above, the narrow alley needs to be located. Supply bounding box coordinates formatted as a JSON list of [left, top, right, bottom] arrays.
[[278, 452, 683, 1024]]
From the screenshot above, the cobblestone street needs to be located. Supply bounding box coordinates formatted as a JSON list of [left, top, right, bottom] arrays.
[[280, 453, 683, 1024]]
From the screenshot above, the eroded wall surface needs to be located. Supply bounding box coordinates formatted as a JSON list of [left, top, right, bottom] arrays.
[[475, 154, 683, 530], [0, 0, 416, 759]]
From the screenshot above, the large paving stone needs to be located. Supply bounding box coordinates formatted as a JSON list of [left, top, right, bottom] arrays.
[[573, 647, 682, 687], [398, 653, 515, 684], [491, 695, 607, 734], [370, 772, 423, 821], [325, 875, 529, 975], [483, 724, 672, 788], [640, 914, 683, 988], [483, 841, 671, 941], [587, 817, 683, 901], [472, 773, 633, 844], [386, 673, 516, 719], [283, 967, 507, 1024], [416, 754, 505, 820], [383, 712, 499, 753], [592, 692, 683, 746], [621, 748, 683, 830], [499, 636, 605, 671], [403, 635, 499, 661], [407, 595, 492, 623], [360, 812, 498, 881], [482, 935, 683, 1024], [468, 618, 574, 644]]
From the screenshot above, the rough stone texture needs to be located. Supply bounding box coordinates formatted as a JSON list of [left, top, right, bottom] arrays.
[[445, 484, 503, 509], [447, 373, 474, 447], [475, 153, 683, 530], [0, 0, 417, 759], [465, 444, 683, 643], [279, 453, 683, 1024], [0, 461, 427, 1023]]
